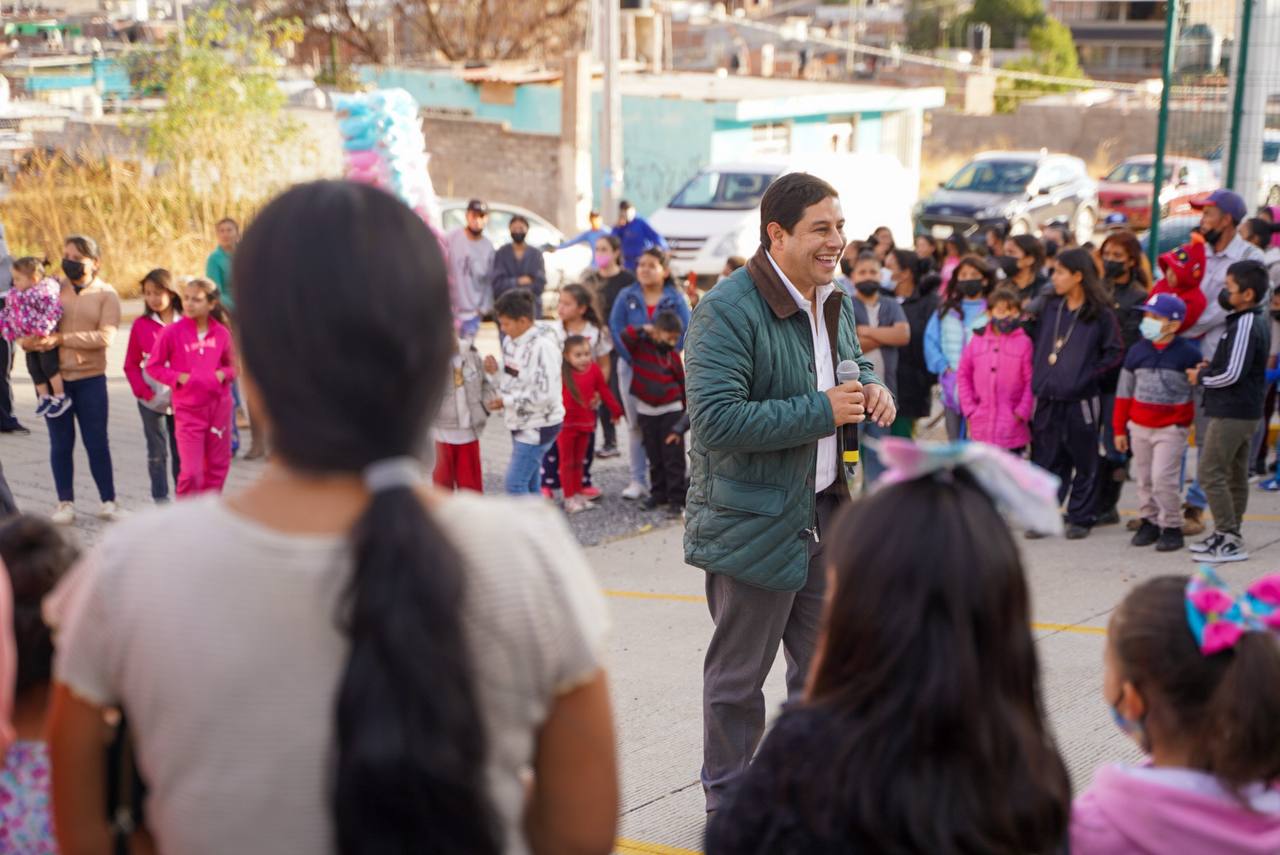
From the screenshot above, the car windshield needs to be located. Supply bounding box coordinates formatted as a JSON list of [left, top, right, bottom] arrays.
[[1207, 142, 1280, 163], [1105, 162, 1156, 184], [669, 171, 777, 210], [943, 160, 1037, 194]]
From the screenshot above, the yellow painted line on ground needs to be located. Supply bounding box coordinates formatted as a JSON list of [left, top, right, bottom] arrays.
[[616, 839, 701, 855], [605, 590, 1107, 636]]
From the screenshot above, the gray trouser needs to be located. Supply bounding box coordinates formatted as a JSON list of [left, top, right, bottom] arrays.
[[1200, 416, 1256, 535], [701, 491, 841, 811]]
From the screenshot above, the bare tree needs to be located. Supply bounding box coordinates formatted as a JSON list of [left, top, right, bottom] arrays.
[[396, 0, 586, 63]]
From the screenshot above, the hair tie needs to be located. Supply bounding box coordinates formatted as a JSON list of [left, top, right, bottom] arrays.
[[871, 438, 1064, 536], [363, 457, 424, 494], [1185, 566, 1280, 655]]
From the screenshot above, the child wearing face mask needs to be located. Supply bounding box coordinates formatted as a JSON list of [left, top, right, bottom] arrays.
[[925, 256, 993, 440], [1112, 294, 1200, 552], [1071, 568, 1280, 855], [957, 287, 1034, 454], [850, 252, 909, 484]]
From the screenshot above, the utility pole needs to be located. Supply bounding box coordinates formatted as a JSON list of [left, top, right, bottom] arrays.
[[602, 0, 623, 217]]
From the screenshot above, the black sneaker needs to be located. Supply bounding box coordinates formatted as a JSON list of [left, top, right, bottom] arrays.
[[1024, 529, 1047, 540], [0, 421, 30, 435], [1155, 527, 1185, 552], [1189, 531, 1224, 555], [1096, 507, 1121, 527], [1130, 520, 1160, 547], [640, 496, 660, 511], [1065, 524, 1092, 540]]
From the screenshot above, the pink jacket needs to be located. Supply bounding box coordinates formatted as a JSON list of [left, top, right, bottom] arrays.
[[1072, 765, 1280, 855], [146, 316, 237, 410], [956, 325, 1034, 449]]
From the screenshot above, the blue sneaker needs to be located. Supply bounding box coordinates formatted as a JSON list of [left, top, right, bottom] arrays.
[[1260, 476, 1280, 492], [44, 395, 72, 419], [34, 397, 51, 417]]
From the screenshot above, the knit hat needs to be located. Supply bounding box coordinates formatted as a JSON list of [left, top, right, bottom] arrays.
[[1157, 241, 1206, 289]]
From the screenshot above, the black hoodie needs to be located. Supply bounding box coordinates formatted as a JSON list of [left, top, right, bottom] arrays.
[[895, 274, 942, 419]]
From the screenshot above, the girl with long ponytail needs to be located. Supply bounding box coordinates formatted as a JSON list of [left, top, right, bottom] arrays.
[[47, 181, 619, 855]]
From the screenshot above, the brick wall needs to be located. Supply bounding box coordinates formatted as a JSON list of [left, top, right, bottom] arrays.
[[421, 112, 562, 226]]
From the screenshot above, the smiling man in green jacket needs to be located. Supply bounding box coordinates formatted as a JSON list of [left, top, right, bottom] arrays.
[[684, 172, 896, 812]]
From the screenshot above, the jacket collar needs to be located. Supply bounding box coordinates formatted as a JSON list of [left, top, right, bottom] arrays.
[[747, 246, 803, 320]]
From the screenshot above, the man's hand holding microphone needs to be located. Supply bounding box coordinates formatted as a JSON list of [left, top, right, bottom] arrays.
[[825, 370, 896, 429]]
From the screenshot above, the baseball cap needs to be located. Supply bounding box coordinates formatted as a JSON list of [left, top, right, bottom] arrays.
[[466, 199, 489, 215], [1190, 189, 1247, 224], [1104, 212, 1129, 226], [1142, 292, 1187, 321]]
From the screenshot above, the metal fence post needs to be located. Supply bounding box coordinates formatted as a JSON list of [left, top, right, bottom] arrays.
[[1150, 0, 1179, 268], [1226, 0, 1255, 189]]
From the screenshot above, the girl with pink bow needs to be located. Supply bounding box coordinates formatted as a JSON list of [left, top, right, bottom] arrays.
[[1072, 566, 1280, 854]]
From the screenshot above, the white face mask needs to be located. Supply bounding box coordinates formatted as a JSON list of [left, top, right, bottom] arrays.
[[880, 267, 893, 287]]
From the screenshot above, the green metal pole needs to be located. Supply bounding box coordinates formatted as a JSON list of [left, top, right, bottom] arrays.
[[1149, 0, 1178, 269], [1226, 0, 1254, 189]]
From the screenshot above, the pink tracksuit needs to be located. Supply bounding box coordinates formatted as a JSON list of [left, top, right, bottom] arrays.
[[146, 317, 237, 496]]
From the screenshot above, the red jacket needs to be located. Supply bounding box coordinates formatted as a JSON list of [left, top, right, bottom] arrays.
[[146, 316, 237, 410], [562, 363, 622, 431]]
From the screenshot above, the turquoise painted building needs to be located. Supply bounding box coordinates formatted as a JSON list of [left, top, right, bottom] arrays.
[[363, 66, 944, 218]]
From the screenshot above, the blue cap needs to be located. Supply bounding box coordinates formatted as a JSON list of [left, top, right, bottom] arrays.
[[1191, 189, 1247, 224], [1143, 292, 1186, 321], [1104, 212, 1129, 226]]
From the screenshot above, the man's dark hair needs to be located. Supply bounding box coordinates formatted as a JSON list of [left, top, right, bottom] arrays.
[[1227, 259, 1269, 304], [217, 217, 239, 231], [759, 172, 838, 249], [0, 515, 79, 695], [509, 215, 529, 229], [653, 309, 684, 335], [494, 288, 536, 321]]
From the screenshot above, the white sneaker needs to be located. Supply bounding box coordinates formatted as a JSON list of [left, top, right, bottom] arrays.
[[564, 496, 597, 515], [1202, 532, 1249, 564], [621, 482, 648, 500], [97, 501, 123, 522], [50, 502, 75, 526], [1188, 532, 1224, 555]]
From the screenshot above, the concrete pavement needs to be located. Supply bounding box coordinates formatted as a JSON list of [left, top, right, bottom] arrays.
[[3, 320, 1278, 854]]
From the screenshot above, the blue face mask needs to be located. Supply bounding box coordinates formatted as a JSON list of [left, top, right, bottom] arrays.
[[1139, 316, 1168, 341]]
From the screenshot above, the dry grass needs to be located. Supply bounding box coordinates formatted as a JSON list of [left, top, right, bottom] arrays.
[[0, 149, 269, 299]]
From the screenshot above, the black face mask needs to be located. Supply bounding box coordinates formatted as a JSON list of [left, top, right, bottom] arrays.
[[854, 279, 881, 297], [993, 317, 1019, 334], [1103, 260, 1128, 281], [839, 258, 854, 277], [1272, 309, 1280, 321], [1202, 228, 1223, 246], [61, 258, 86, 282], [511, 232, 527, 244], [995, 255, 1019, 279], [1044, 239, 1060, 258], [957, 279, 985, 298], [1218, 289, 1236, 312]]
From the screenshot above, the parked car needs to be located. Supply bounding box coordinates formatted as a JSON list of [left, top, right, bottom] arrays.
[[1207, 130, 1280, 207], [914, 151, 1099, 243], [1097, 155, 1217, 230], [648, 152, 916, 280], [439, 199, 592, 317], [1138, 214, 1200, 257]]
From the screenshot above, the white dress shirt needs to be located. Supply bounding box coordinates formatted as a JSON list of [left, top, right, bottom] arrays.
[[768, 254, 838, 493]]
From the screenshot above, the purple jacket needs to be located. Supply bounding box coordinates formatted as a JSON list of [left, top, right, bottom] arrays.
[[956, 325, 1034, 449], [1072, 765, 1280, 855]]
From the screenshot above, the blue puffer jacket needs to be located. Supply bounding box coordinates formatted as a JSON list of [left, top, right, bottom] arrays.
[[684, 247, 881, 592]]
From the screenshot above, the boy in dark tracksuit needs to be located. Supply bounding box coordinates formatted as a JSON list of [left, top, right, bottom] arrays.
[[621, 310, 687, 515], [1189, 259, 1271, 563]]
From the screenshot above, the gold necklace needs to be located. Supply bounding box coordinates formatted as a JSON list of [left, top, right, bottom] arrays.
[[1048, 299, 1081, 366]]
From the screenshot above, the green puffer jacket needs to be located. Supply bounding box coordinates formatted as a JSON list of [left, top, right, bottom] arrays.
[[684, 247, 881, 592]]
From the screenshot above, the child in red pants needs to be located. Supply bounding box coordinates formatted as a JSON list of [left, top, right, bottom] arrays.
[[147, 278, 236, 497], [560, 335, 621, 513], [432, 335, 497, 492]]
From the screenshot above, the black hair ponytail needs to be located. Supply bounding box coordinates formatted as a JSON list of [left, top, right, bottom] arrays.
[[233, 181, 500, 854]]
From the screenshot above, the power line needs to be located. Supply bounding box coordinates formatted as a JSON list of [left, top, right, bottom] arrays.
[[705, 12, 1149, 93]]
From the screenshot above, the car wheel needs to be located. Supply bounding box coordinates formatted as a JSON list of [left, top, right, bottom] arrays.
[[1074, 205, 1096, 244], [1009, 219, 1032, 236], [1268, 185, 1280, 207]]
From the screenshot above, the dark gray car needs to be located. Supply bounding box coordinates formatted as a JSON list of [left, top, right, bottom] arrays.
[[914, 151, 1099, 243]]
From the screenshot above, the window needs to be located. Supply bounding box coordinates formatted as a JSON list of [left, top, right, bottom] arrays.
[[944, 160, 1037, 194], [750, 122, 791, 157], [669, 171, 778, 210], [1105, 161, 1157, 184]]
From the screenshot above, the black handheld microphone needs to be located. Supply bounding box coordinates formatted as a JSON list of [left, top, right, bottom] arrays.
[[835, 360, 861, 491]]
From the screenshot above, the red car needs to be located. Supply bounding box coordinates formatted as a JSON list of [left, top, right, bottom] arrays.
[[1097, 156, 1217, 230]]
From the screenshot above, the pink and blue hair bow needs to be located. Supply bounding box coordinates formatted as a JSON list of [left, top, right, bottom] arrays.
[[1185, 566, 1280, 655]]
